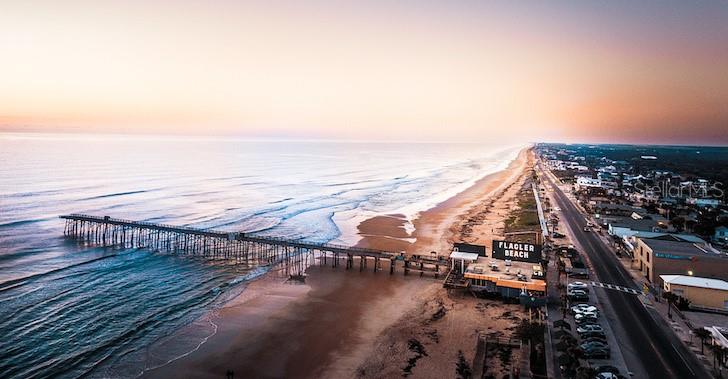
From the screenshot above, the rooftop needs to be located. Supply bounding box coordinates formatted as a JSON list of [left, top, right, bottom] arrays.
[[661, 275, 728, 291], [631, 231, 706, 244], [640, 238, 714, 257], [603, 216, 666, 232], [463, 257, 546, 292]]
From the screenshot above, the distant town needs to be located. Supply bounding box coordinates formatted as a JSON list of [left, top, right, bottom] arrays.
[[534, 143, 728, 378]]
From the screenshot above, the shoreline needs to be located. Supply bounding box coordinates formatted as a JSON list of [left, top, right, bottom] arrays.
[[140, 147, 533, 379]]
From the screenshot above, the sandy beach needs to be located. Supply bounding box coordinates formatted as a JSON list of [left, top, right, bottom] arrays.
[[143, 147, 533, 379]]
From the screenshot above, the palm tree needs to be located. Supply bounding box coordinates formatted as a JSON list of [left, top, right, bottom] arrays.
[[694, 327, 712, 355], [662, 291, 679, 319]]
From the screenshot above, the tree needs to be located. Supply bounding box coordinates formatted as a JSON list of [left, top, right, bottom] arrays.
[[662, 291, 679, 319], [575, 367, 597, 379], [685, 219, 697, 233], [670, 216, 686, 232], [694, 327, 712, 355]]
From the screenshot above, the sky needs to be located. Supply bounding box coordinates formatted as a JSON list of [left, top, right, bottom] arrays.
[[1, 0, 727, 144]]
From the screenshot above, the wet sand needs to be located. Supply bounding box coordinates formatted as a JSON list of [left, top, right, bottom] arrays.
[[143, 147, 532, 379]]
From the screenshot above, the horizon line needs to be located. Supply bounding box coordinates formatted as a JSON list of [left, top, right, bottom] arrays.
[[1, 130, 727, 148]]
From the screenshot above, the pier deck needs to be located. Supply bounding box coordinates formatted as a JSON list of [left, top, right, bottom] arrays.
[[60, 214, 447, 276]]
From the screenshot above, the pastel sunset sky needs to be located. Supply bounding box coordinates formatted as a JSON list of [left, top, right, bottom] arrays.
[[2, 1, 727, 144]]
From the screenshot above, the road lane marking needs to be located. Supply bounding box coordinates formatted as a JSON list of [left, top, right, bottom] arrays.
[[583, 280, 642, 296]]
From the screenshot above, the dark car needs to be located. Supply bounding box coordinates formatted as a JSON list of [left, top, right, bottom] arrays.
[[580, 330, 607, 339], [568, 290, 589, 302], [575, 315, 598, 325], [580, 341, 609, 350], [581, 346, 610, 359], [570, 268, 590, 279], [581, 336, 608, 345]]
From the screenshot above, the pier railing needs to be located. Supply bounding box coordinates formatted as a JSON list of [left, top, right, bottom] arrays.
[[60, 214, 448, 276]]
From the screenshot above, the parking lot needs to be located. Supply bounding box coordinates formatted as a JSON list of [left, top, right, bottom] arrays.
[[556, 277, 630, 378]]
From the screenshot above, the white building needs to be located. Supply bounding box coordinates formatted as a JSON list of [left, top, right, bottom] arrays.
[[575, 176, 602, 190]]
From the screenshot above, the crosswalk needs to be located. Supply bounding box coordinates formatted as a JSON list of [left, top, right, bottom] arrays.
[[590, 281, 642, 295]]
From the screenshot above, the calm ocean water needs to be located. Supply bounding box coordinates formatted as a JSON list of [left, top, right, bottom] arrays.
[[0, 132, 523, 378]]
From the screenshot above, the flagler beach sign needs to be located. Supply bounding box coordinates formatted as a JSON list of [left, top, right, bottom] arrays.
[[491, 240, 542, 263]]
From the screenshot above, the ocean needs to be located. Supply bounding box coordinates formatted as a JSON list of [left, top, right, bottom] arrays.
[[0, 132, 524, 378]]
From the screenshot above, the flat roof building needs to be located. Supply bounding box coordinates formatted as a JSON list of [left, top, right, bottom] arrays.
[[635, 238, 728, 285], [661, 275, 728, 312], [463, 257, 546, 298]]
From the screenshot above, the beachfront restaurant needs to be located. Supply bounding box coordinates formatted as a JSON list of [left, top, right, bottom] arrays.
[[463, 258, 546, 298]]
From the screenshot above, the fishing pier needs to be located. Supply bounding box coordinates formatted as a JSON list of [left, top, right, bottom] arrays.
[[60, 214, 447, 277]]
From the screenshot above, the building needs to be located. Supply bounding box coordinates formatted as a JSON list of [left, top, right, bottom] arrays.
[[635, 238, 728, 285], [461, 241, 546, 298], [575, 176, 602, 190], [687, 197, 722, 208], [661, 275, 728, 312], [622, 232, 706, 254], [592, 203, 647, 217], [602, 215, 670, 238]]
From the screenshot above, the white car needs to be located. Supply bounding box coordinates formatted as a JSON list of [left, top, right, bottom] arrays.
[[596, 373, 620, 379], [571, 304, 598, 315], [575, 311, 599, 321], [577, 324, 604, 334], [568, 282, 590, 291]]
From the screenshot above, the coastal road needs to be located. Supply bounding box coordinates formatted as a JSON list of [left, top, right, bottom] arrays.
[[542, 167, 710, 379]]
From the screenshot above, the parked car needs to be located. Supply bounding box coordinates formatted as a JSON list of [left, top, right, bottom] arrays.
[[576, 309, 598, 318], [568, 290, 589, 301], [577, 324, 604, 334], [580, 340, 608, 349], [581, 336, 608, 344], [594, 365, 620, 375], [580, 330, 607, 339], [572, 306, 598, 316], [571, 305, 598, 314], [595, 372, 625, 379], [583, 226, 591, 232], [570, 269, 590, 279], [581, 346, 610, 359], [575, 314, 599, 325], [568, 282, 590, 292]]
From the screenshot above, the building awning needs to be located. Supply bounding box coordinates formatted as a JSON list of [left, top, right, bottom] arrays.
[[450, 251, 480, 261]]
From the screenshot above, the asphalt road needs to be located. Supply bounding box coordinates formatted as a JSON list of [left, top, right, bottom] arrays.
[[544, 170, 709, 379]]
